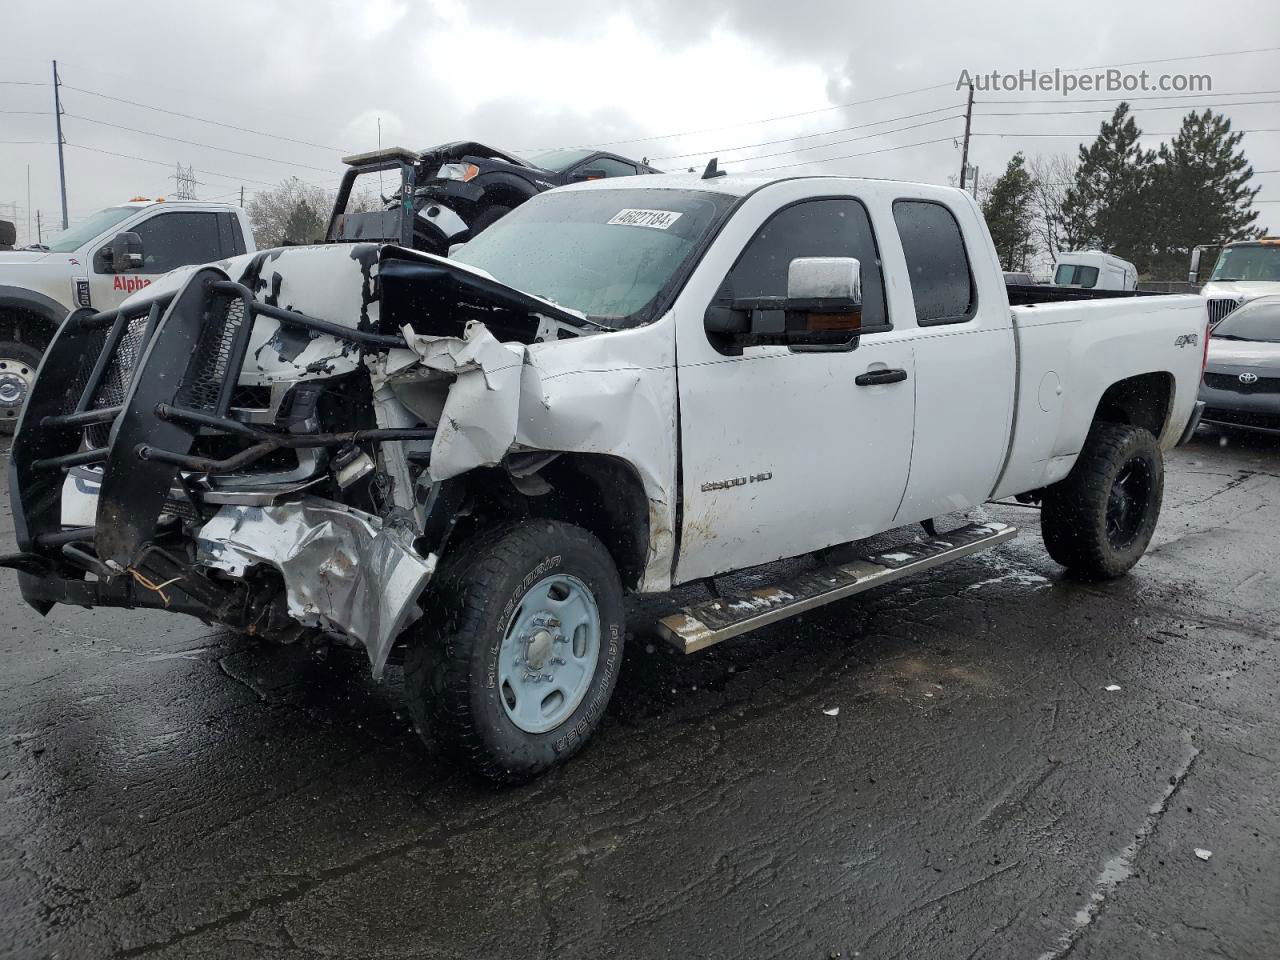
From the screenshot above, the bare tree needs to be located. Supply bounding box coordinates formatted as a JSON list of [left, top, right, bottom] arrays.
[[247, 177, 383, 247], [1026, 153, 1075, 267]]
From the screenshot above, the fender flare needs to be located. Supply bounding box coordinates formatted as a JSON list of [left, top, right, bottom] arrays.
[[0, 284, 71, 342], [472, 172, 542, 208]]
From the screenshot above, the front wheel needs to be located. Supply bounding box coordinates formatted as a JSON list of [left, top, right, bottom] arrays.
[[0, 340, 41, 435], [403, 520, 626, 783], [1041, 422, 1164, 579]]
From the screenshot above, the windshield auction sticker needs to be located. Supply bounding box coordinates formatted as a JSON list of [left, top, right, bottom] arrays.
[[608, 208, 683, 229]]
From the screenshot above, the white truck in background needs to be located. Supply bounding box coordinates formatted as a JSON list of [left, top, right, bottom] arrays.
[[3, 172, 1207, 783], [1190, 237, 1280, 325], [0, 198, 255, 432], [1052, 250, 1138, 291]]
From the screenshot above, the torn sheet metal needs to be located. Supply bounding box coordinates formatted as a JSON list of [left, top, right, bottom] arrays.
[[383, 320, 526, 481], [196, 498, 435, 678], [517, 324, 679, 591]]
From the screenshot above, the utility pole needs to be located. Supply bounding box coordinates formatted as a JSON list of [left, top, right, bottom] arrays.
[[970, 165, 979, 200], [36, 210, 42, 244], [26, 165, 32, 247], [52, 60, 68, 230], [958, 81, 974, 192], [239, 185, 244, 208]]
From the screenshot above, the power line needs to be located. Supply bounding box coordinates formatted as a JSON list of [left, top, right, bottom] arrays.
[[0, 110, 47, 115], [64, 142, 281, 188], [60, 83, 351, 153], [649, 103, 962, 161], [1064, 44, 1280, 72], [973, 127, 1280, 138], [546, 45, 1280, 154], [0, 80, 49, 86], [62, 113, 338, 173], [742, 136, 957, 174], [979, 97, 1280, 118], [522, 81, 956, 153], [709, 115, 964, 167], [983, 87, 1280, 105]]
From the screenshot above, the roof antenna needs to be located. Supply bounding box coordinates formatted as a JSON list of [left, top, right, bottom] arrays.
[[702, 157, 726, 180]]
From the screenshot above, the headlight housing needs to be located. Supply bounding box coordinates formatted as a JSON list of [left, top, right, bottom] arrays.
[[436, 162, 480, 182]]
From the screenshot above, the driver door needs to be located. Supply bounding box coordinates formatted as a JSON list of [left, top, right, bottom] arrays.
[[674, 194, 916, 582], [88, 209, 228, 311]]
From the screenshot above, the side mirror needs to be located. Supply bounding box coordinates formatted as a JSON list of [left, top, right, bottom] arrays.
[[703, 257, 866, 351], [571, 168, 607, 182], [109, 231, 144, 272], [1188, 247, 1202, 284], [781, 257, 863, 346]]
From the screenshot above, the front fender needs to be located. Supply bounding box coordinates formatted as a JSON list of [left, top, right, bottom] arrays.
[[0, 283, 71, 333]]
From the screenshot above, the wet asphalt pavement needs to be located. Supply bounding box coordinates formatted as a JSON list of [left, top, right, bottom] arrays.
[[1, 428, 1278, 960]]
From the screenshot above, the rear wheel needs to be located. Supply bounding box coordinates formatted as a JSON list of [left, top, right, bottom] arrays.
[[403, 520, 625, 783], [1041, 422, 1164, 579], [0, 340, 41, 436]]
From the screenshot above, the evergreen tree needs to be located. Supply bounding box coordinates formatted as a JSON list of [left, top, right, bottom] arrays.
[[282, 198, 323, 245], [1147, 109, 1261, 278], [982, 152, 1036, 271], [1059, 104, 1156, 270]]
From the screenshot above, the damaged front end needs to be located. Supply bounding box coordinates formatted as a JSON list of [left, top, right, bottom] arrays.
[[2, 243, 597, 676]]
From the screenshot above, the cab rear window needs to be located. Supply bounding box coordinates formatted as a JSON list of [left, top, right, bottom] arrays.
[[892, 200, 975, 325]]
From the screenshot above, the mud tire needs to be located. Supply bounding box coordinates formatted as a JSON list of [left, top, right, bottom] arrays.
[[1041, 422, 1164, 579], [403, 520, 625, 784]]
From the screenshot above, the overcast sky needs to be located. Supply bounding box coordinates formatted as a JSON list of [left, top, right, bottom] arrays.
[[2, 0, 1278, 246]]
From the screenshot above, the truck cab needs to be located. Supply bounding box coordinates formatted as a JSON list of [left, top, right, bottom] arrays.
[[0, 198, 255, 431], [1193, 238, 1280, 325]]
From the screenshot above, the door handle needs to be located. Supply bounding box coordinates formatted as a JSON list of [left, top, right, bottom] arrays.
[[855, 368, 908, 386]]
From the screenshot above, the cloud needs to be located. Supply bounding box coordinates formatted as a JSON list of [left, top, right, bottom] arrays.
[[1, 0, 1276, 243]]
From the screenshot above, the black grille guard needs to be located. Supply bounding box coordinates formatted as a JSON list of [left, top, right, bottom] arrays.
[[5, 265, 432, 618]]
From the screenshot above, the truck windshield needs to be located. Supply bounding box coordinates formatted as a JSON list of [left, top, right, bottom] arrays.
[[1210, 244, 1280, 282], [1212, 298, 1280, 341], [451, 187, 736, 325], [46, 206, 137, 253], [525, 148, 596, 172]]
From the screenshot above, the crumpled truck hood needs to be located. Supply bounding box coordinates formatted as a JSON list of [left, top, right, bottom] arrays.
[[119, 241, 600, 482], [120, 242, 590, 384]]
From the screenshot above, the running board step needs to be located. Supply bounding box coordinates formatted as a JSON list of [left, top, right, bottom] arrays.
[[658, 521, 1017, 653]]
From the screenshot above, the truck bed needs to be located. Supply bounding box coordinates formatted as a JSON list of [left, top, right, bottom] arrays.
[[991, 293, 1208, 500], [1005, 283, 1164, 306]]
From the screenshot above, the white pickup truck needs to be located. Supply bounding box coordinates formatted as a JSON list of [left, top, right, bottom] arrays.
[[0, 199, 255, 432], [3, 172, 1207, 782]]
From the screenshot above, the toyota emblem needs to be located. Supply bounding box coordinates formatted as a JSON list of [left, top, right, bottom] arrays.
[[1239, 372, 1259, 384]]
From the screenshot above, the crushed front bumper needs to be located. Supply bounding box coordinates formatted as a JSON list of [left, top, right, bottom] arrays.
[[1, 262, 436, 674]]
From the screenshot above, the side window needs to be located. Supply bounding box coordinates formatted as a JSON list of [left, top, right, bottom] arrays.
[[1077, 266, 1099, 288], [580, 156, 638, 178], [131, 212, 223, 273], [718, 198, 887, 330], [892, 200, 975, 325]]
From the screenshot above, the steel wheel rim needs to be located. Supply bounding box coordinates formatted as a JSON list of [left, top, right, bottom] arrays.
[[1105, 458, 1152, 549], [497, 573, 601, 734], [0, 356, 34, 422]]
